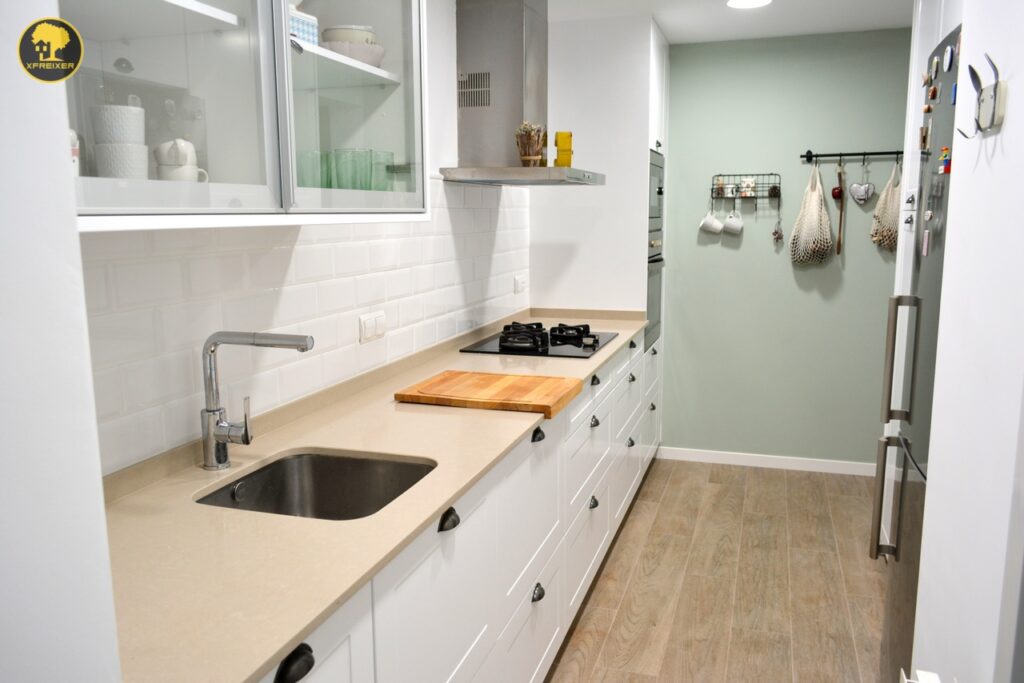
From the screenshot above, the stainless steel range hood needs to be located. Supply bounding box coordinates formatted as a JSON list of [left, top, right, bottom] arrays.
[[440, 0, 605, 187]]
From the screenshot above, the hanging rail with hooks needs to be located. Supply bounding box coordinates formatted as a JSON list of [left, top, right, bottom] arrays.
[[800, 149, 904, 164]]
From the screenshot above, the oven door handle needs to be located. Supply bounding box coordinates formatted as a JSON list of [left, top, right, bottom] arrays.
[[648, 257, 665, 268]]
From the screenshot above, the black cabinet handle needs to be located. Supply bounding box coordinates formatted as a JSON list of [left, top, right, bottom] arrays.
[[438, 507, 460, 532], [274, 643, 314, 683], [532, 427, 545, 443], [591, 374, 601, 386], [650, 403, 657, 411], [651, 348, 658, 356], [531, 583, 546, 603], [657, 187, 664, 196], [628, 373, 636, 383], [289, 39, 304, 54], [590, 415, 600, 428], [629, 340, 637, 349], [589, 496, 599, 510], [627, 437, 636, 448]]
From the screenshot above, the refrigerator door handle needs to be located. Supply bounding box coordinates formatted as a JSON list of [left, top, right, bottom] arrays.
[[881, 295, 922, 423], [870, 436, 901, 559]]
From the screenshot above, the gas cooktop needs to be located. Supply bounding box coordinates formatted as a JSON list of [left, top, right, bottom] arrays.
[[460, 322, 618, 358]]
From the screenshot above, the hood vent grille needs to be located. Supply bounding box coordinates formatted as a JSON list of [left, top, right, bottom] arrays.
[[458, 72, 491, 108]]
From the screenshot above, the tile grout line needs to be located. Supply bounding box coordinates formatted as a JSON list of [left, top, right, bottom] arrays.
[[827, 488, 866, 683]]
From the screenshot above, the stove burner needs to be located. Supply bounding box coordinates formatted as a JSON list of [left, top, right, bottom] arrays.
[[499, 322, 549, 352], [550, 323, 599, 348]]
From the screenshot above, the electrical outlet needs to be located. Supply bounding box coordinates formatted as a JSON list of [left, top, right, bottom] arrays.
[[359, 311, 386, 343], [513, 272, 529, 294]]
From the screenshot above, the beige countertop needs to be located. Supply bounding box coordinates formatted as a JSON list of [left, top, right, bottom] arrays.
[[104, 314, 646, 682]]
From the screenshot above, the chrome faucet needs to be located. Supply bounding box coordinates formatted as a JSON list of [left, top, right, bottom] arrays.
[[200, 331, 314, 470]]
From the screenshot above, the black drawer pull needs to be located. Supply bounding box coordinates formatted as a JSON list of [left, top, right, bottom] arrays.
[[590, 415, 600, 428], [589, 496, 599, 510], [591, 374, 601, 386], [274, 643, 314, 683], [650, 402, 657, 411], [626, 437, 636, 448], [531, 583, 546, 603], [628, 373, 636, 383], [532, 427, 545, 443], [651, 348, 658, 356], [438, 507, 460, 532], [629, 340, 637, 349]]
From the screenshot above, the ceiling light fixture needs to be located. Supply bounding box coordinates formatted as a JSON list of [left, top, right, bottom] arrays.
[[726, 0, 772, 8]]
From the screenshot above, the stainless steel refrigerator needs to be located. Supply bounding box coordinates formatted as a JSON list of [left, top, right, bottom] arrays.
[[869, 24, 962, 682]]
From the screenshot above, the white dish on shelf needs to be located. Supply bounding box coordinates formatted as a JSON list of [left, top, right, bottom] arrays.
[[325, 40, 386, 68], [322, 25, 377, 44], [323, 39, 385, 67]]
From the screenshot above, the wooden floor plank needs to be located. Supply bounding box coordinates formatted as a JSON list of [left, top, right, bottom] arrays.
[[732, 513, 790, 634], [657, 574, 733, 683], [825, 474, 874, 498], [789, 549, 861, 683], [708, 464, 748, 486], [637, 459, 675, 504], [550, 607, 616, 683], [650, 466, 707, 538], [591, 668, 658, 683], [829, 494, 888, 579], [589, 501, 660, 610], [786, 470, 830, 515], [724, 628, 793, 683], [848, 596, 885, 683], [685, 485, 744, 579], [600, 533, 690, 675], [788, 508, 837, 552], [743, 467, 787, 516]]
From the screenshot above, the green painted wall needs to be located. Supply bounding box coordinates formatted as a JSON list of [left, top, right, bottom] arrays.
[[663, 30, 911, 463]]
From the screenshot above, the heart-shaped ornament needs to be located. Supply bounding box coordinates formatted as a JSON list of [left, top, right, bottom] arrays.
[[849, 182, 875, 204]]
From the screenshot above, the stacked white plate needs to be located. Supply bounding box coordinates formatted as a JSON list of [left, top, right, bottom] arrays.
[[322, 25, 386, 68]]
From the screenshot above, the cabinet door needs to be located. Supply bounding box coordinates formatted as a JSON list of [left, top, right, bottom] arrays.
[[61, 0, 282, 214], [282, 0, 425, 213], [373, 477, 497, 683], [259, 583, 374, 683]]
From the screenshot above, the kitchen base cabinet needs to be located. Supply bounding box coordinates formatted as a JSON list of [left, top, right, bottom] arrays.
[[259, 583, 374, 683], [563, 468, 611, 615]]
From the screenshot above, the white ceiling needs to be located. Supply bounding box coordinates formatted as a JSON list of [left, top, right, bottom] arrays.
[[549, 0, 914, 44]]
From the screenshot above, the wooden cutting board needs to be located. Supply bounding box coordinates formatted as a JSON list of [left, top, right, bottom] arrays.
[[395, 370, 583, 418]]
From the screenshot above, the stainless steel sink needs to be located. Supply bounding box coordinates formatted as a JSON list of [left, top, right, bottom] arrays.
[[197, 452, 436, 520]]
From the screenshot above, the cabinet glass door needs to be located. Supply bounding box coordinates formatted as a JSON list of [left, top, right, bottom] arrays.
[[283, 0, 424, 212], [61, 0, 281, 213]]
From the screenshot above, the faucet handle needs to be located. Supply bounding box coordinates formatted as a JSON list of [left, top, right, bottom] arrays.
[[241, 396, 254, 445]]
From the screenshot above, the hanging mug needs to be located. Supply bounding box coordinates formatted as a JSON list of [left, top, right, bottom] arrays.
[[698, 210, 724, 234]]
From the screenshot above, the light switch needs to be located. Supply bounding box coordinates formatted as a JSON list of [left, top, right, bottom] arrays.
[[359, 311, 386, 344], [514, 272, 529, 294]]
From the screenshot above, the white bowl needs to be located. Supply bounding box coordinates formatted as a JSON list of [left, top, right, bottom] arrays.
[[322, 25, 377, 44], [326, 40, 385, 68]]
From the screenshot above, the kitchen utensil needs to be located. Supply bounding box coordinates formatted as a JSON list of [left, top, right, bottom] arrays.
[[90, 104, 145, 144], [153, 138, 197, 166], [157, 164, 208, 182], [324, 40, 386, 68], [699, 210, 724, 234], [871, 163, 901, 250], [395, 370, 583, 419], [789, 164, 833, 264], [94, 143, 148, 179], [835, 163, 846, 255], [322, 25, 378, 44], [723, 208, 744, 234]]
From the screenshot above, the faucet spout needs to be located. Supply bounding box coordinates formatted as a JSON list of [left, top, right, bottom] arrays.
[[200, 331, 314, 470]]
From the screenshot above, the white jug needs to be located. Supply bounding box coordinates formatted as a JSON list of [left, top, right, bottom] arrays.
[[153, 138, 197, 166]]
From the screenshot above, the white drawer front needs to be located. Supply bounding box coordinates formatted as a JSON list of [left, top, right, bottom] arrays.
[[564, 469, 610, 614], [612, 356, 644, 440], [563, 393, 612, 518], [474, 548, 563, 683]]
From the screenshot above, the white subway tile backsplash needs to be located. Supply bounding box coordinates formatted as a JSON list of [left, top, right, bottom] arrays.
[[113, 260, 184, 307], [82, 179, 529, 473]]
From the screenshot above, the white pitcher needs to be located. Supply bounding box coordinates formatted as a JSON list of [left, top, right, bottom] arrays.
[[153, 138, 197, 166]]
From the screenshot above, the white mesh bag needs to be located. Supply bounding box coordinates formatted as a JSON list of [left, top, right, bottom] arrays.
[[789, 165, 833, 264], [871, 164, 901, 251]]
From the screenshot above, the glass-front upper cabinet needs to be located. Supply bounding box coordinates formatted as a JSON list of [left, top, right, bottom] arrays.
[[282, 0, 424, 212], [61, 0, 282, 214]]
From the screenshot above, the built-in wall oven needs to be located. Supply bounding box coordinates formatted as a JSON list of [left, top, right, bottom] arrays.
[[647, 150, 665, 350]]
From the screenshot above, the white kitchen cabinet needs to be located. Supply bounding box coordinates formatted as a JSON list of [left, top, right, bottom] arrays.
[[61, 0, 427, 222], [259, 583, 374, 683], [648, 22, 668, 152], [563, 465, 611, 615]]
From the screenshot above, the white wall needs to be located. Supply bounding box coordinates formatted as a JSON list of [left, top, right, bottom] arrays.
[[0, 3, 122, 679], [528, 13, 652, 312], [912, 0, 1024, 678]]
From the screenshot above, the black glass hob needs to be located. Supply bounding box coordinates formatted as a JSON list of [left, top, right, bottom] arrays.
[[460, 322, 618, 359]]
